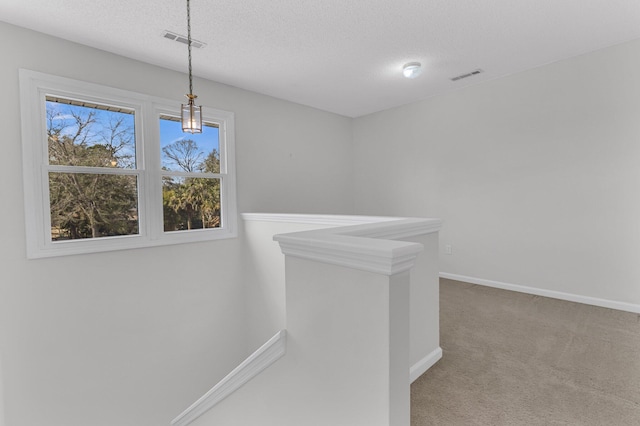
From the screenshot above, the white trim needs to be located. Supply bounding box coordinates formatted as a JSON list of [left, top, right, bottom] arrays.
[[171, 330, 287, 426], [410, 347, 443, 383], [19, 69, 238, 258], [243, 214, 442, 275], [241, 213, 442, 239], [343, 218, 442, 239], [241, 212, 397, 226], [440, 272, 640, 314], [277, 235, 423, 275], [274, 218, 441, 276]]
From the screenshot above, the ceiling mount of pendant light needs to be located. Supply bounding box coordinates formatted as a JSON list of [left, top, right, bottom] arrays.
[[181, 0, 202, 133]]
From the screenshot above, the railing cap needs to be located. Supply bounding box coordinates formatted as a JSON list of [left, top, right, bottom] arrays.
[[272, 217, 442, 276]]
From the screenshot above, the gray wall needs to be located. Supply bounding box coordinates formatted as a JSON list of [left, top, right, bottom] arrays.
[[354, 38, 640, 309], [0, 21, 353, 426]]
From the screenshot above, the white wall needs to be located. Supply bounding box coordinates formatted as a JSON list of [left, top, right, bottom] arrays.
[[353, 38, 640, 310], [193, 246, 414, 426], [242, 218, 338, 351], [0, 21, 353, 426], [241, 214, 441, 375], [0, 356, 4, 426]]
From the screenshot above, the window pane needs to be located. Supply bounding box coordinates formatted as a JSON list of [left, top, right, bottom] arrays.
[[160, 118, 219, 173], [46, 97, 136, 169], [49, 172, 139, 240], [162, 176, 221, 231]]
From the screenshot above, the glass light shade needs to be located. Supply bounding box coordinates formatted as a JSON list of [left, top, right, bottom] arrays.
[[181, 96, 202, 133]]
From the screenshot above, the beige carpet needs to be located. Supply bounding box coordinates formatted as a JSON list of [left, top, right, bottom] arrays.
[[411, 278, 640, 425]]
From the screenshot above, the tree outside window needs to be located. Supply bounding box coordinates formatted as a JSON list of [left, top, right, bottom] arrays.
[[20, 69, 237, 258], [159, 117, 221, 232], [46, 98, 139, 240]]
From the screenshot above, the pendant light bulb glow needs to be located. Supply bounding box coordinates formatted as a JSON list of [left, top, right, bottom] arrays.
[[402, 62, 422, 79], [182, 94, 202, 133]]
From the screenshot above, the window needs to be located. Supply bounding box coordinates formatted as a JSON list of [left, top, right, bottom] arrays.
[[45, 96, 140, 241], [159, 117, 221, 232], [20, 70, 237, 258]]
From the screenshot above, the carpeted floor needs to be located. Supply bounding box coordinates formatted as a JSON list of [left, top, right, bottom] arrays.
[[411, 278, 640, 425]]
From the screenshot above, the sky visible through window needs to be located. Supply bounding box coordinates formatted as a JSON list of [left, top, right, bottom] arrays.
[[45, 100, 223, 239], [45, 100, 140, 240], [46, 100, 219, 173], [160, 118, 219, 173], [46, 100, 136, 168]]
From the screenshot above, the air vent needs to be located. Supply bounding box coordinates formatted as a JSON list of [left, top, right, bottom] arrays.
[[162, 30, 206, 49], [450, 69, 483, 82]]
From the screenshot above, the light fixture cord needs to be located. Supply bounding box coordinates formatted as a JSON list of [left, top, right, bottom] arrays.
[[187, 0, 194, 96]]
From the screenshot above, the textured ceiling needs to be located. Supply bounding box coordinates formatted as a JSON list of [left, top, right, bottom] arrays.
[[2, 0, 640, 117]]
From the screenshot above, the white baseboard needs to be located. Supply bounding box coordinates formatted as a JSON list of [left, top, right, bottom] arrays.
[[440, 272, 640, 314], [171, 330, 287, 426], [410, 347, 443, 383]]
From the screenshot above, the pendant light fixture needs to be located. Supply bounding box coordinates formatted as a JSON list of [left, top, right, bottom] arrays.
[[181, 0, 202, 133]]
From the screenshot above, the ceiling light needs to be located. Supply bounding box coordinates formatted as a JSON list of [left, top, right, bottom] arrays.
[[181, 0, 202, 134], [402, 62, 422, 79]]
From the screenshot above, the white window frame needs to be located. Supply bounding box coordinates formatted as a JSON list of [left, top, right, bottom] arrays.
[[19, 69, 237, 259]]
